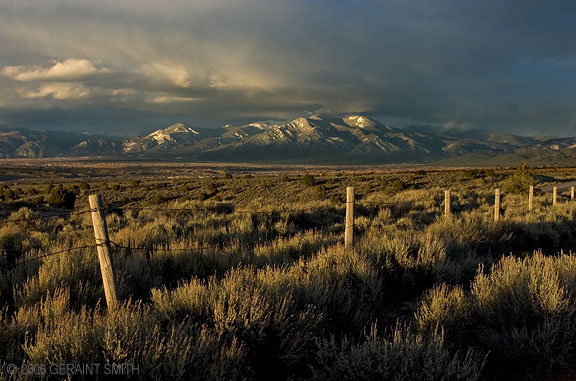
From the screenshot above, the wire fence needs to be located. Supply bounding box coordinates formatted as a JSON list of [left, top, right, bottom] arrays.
[[0, 202, 345, 269], [12, 245, 98, 267], [2, 187, 572, 269], [0, 209, 93, 226], [7, 229, 335, 269]]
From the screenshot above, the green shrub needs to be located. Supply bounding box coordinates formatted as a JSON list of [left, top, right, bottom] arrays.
[[1, 188, 16, 202], [153, 193, 165, 204], [302, 174, 315, 187], [502, 163, 537, 194], [45, 187, 76, 209], [206, 182, 217, 194], [315, 185, 326, 200], [391, 180, 405, 192]]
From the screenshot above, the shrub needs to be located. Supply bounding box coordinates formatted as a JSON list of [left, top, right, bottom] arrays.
[[152, 268, 321, 378], [21, 299, 248, 380], [1, 188, 16, 202], [315, 185, 326, 200], [45, 187, 76, 209], [502, 163, 537, 194], [416, 252, 576, 377], [206, 182, 217, 194], [302, 174, 315, 187], [153, 193, 165, 204], [311, 324, 485, 381], [391, 180, 405, 192], [416, 284, 472, 342]]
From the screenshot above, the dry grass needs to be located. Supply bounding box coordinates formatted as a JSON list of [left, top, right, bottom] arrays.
[[1, 167, 576, 379]]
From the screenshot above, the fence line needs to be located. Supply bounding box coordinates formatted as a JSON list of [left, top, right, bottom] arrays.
[[2, 218, 336, 270], [0, 209, 92, 225], [11, 245, 98, 267], [0, 199, 433, 227], [3, 184, 575, 273], [1, 188, 571, 230]]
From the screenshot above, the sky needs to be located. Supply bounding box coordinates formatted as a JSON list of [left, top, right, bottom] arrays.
[[0, 0, 575, 136]]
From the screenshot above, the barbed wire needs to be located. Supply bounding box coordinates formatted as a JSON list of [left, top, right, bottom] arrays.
[[3, 229, 336, 269], [112, 201, 432, 216], [3, 193, 571, 268], [116, 205, 328, 215], [0, 209, 92, 226], [10, 244, 97, 267], [0, 199, 442, 227], [107, 228, 336, 254]]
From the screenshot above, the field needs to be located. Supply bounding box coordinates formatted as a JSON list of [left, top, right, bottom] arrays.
[[1, 163, 576, 380]]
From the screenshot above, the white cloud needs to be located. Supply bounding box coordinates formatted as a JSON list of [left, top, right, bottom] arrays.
[[139, 63, 193, 88], [152, 96, 197, 104], [109, 88, 136, 96], [1, 59, 109, 82], [23, 82, 91, 100]]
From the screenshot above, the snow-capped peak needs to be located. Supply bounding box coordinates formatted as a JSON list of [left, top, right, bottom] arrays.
[[248, 123, 270, 129], [344, 115, 376, 129], [146, 123, 200, 144], [162, 123, 199, 135]]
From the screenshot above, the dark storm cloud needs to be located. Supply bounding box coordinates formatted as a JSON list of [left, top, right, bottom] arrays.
[[0, 0, 575, 136]]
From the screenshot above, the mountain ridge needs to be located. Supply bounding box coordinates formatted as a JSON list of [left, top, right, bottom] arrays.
[[1, 115, 575, 166]]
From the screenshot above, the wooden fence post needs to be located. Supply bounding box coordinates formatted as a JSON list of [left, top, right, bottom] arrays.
[[553, 186, 558, 206], [571, 186, 575, 201], [444, 190, 451, 218], [494, 189, 500, 222], [529, 185, 534, 211], [89, 194, 118, 309], [345, 187, 354, 250]]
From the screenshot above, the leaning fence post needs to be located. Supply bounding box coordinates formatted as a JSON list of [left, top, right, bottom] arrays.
[[89, 194, 118, 309], [444, 190, 451, 218], [529, 185, 534, 211], [553, 186, 558, 206], [494, 188, 501, 222], [345, 187, 354, 250]]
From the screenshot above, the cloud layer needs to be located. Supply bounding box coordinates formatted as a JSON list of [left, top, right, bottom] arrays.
[[2, 59, 109, 82], [0, 0, 575, 136], [23, 83, 91, 100]]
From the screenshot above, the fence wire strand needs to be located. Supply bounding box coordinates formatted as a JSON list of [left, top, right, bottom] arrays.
[[5, 188, 565, 268], [11, 245, 97, 267], [0, 209, 92, 225]]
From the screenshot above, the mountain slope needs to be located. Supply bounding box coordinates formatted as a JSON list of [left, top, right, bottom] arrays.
[[2, 116, 576, 166], [0, 127, 121, 158]]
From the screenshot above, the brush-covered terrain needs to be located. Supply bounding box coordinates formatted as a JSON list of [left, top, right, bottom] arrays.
[[1, 166, 576, 380]]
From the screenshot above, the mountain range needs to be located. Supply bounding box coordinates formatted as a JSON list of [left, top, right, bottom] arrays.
[[1, 115, 576, 166]]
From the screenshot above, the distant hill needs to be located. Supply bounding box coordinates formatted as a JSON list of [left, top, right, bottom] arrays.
[[1, 115, 576, 166], [0, 126, 122, 158]]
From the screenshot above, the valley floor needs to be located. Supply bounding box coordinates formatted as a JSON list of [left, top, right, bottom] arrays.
[[1, 164, 576, 380]]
